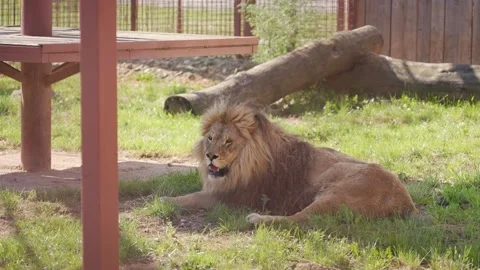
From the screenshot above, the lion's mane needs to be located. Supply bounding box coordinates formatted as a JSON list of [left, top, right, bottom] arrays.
[[193, 101, 318, 215]]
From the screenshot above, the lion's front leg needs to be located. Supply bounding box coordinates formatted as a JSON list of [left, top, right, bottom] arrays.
[[246, 213, 288, 224], [162, 191, 217, 210], [247, 195, 339, 224]]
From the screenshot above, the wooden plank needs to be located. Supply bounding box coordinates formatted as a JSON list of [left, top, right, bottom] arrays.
[[473, 0, 480, 64], [444, 0, 472, 64], [40, 37, 259, 53], [390, 0, 403, 59], [123, 46, 257, 60], [365, 0, 392, 55], [391, 0, 417, 60], [430, 0, 445, 62], [80, 0, 119, 268], [417, 0, 432, 62], [0, 47, 43, 62], [355, 0, 366, 28], [43, 45, 257, 62], [0, 27, 259, 49]]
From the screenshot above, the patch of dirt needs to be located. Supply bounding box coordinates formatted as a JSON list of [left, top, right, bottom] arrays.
[[0, 151, 197, 191], [117, 55, 257, 84], [0, 216, 14, 237], [120, 263, 158, 270], [290, 262, 339, 270]]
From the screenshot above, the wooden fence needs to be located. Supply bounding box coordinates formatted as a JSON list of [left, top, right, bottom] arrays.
[[352, 0, 480, 64]]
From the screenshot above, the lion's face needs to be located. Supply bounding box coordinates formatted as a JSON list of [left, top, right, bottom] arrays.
[[200, 122, 247, 180]]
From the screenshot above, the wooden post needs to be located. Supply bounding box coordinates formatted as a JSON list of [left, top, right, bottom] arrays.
[[80, 0, 119, 269], [243, 0, 255, 36], [347, 0, 356, 30], [337, 0, 345, 31], [20, 0, 52, 172], [130, 0, 138, 31], [234, 0, 241, 36], [177, 0, 183, 33]]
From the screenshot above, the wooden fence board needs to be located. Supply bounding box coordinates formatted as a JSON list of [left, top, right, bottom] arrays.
[[390, 0, 404, 59], [444, 0, 472, 64], [473, 0, 480, 64], [355, 0, 476, 64], [417, 0, 432, 62], [429, 0, 445, 62], [390, 0, 417, 60], [365, 0, 392, 55]]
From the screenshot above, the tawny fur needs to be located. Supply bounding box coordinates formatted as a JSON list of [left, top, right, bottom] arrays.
[[165, 101, 418, 224]]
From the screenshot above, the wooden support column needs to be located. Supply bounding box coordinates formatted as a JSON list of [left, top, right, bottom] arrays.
[[233, 0, 241, 36], [80, 0, 119, 269], [337, 0, 345, 31], [243, 0, 255, 36], [21, 0, 52, 172]]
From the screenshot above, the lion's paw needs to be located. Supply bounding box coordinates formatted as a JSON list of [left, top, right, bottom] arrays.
[[159, 196, 176, 204], [246, 213, 264, 224]]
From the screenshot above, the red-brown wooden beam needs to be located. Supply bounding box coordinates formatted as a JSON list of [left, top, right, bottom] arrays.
[[243, 0, 255, 36], [233, 0, 242, 36], [177, 0, 183, 33], [130, 0, 138, 31], [80, 0, 119, 269], [45, 62, 80, 85], [0, 61, 24, 82], [20, 0, 52, 172], [347, 0, 357, 30]]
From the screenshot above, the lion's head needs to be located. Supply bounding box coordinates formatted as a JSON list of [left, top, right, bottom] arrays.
[[192, 101, 318, 213], [193, 101, 275, 189]]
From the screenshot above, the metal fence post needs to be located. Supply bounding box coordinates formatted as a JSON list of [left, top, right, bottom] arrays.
[[177, 0, 182, 33], [130, 0, 138, 31], [243, 0, 255, 36], [234, 0, 241, 36]]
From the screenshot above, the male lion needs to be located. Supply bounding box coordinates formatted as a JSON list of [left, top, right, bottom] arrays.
[[164, 101, 417, 224]]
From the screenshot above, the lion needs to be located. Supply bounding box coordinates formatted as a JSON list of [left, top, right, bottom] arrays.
[[163, 101, 418, 224]]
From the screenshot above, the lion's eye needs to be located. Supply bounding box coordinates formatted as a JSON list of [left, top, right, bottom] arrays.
[[207, 136, 212, 142], [225, 139, 233, 146]]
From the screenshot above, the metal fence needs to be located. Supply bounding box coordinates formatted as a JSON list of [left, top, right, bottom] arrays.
[[1, 0, 346, 37]]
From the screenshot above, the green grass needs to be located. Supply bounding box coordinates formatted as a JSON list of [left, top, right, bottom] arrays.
[[141, 197, 180, 221], [205, 204, 252, 232], [1, 167, 480, 269], [0, 73, 206, 155], [2, 71, 480, 268]]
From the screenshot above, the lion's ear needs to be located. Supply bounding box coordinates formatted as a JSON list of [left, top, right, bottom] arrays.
[[252, 112, 270, 133]]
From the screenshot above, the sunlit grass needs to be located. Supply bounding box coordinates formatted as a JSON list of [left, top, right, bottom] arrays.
[[2, 70, 480, 268]]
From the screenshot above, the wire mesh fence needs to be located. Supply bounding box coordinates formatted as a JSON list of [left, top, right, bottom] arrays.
[[1, 0, 347, 37]]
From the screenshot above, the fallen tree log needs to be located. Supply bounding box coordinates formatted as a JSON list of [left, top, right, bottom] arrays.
[[164, 25, 384, 114], [324, 53, 480, 98]]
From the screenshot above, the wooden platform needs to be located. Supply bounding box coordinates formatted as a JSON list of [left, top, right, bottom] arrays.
[[0, 26, 258, 63]]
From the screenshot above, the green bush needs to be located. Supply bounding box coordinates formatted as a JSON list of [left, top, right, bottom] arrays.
[[244, 0, 336, 63]]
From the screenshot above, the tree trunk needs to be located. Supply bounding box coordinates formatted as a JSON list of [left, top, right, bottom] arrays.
[[164, 25, 384, 114], [324, 53, 480, 98]]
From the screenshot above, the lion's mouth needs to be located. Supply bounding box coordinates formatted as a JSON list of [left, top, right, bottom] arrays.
[[208, 164, 228, 177]]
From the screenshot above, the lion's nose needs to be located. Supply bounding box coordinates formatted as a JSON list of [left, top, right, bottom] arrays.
[[206, 153, 219, 160]]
